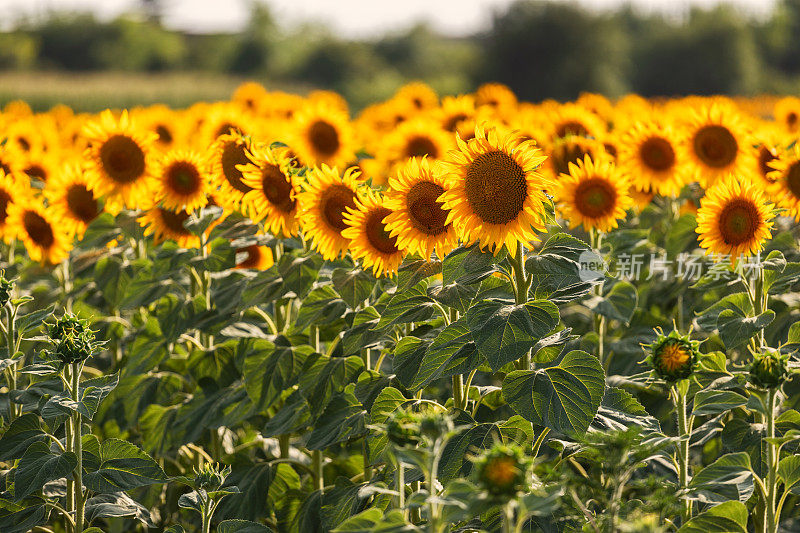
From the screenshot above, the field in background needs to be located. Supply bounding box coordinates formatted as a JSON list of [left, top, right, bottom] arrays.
[[0, 71, 307, 112]]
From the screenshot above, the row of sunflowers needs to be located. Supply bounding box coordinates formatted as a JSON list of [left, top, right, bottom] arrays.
[[2, 81, 800, 270]]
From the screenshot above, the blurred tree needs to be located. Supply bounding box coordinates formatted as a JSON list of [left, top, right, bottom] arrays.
[[94, 17, 186, 71], [25, 13, 115, 70], [228, 2, 277, 74], [478, 1, 631, 101]]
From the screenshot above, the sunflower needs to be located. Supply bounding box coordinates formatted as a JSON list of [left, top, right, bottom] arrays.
[[296, 165, 361, 260], [474, 83, 518, 115], [21, 149, 58, 187], [137, 207, 200, 248], [682, 103, 754, 186], [200, 103, 258, 144], [6, 197, 70, 264], [232, 81, 269, 113], [240, 145, 299, 237], [544, 136, 606, 180], [617, 120, 686, 197], [380, 118, 454, 168], [556, 155, 632, 232], [235, 242, 275, 270], [439, 125, 550, 255], [394, 82, 439, 111], [696, 175, 775, 261], [547, 103, 607, 141], [136, 105, 185, 151], [44, 162, 102, 238], [774, 96, 800, 134], [342, 188, 404, 277], [153, 149, 209, 212], [207, 132, 255, 211], [83, 109, 158, 209], [765, 143, 800, 219], [750, 126, 789, 189], [437, 95, 476, 133], [0, 170, 30, 241], [290, 101, 355, 169], [383, 157, 458, 259]]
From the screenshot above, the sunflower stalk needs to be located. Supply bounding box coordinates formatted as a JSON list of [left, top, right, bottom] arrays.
[[589, 229, 606, 367], [764, 388, 779, 533], [672, 384, 693, 524], [510, 242, 532, 371]]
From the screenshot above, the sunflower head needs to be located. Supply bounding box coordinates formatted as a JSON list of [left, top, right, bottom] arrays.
[[235, 243, 275, 270], [439, 125, 550, 256], [193, 462, 231, 493], [618, 120, 686, 197], [748, 348, 790, 390], [342, 188, 404, 277], [154, 149, 209, 212], [383, 157, 458, 259], [766, 143, 800, 220], [644, 328, 700, 382], [474, 443, 532, 499], [137, 207, 200, 249], [6, 198, 71, 264], [683, 103, 753, 186], [48, 312, 100, 365], [385, 409, 422, 448], [696, 175, 775, 262], [240, 145, 299, 237], [44, 162, 102, 238], [556, 155, 632, 233], [291, 101, 355, 168]]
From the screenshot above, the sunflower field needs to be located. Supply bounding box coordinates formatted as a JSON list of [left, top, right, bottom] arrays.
[[4, 81, 800, 533]]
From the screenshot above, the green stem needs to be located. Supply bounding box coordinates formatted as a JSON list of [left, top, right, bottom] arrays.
[[589, 229, 606, 367], [312, 449, 324, 493], [502, 502, 514, 533], [396, 461, 405, 518], [452, 374, 464, 411], [362, 439, 372, 482], [4, 304, 19, 421], [201, 498, 212, 533], [362, 347, 371, 372], [675, 387, 692, 524], [71, 363, 84, 533], [279, 434, 290, 459], [531, 427, 550, 458], [511, 242, 531, 370], [765, 389, 778, 533]]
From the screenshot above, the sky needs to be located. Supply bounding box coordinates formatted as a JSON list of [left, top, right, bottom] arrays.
[[0, 0, 779, 35]]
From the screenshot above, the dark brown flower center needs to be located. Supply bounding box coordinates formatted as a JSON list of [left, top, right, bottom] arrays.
[[0, 189, 10, 224], [99, 134, 146, 184], [553, 143, 591, 176], [320, 184, 357, 232], [718, 198, 760, 245], [405, 136, 439, 159], [443, 113, 468, 132], [159, 208, 191, 235], [786, 162, 800, 199], [23, 210, 54, 248], [155, 125, 173, 144], [236, 244, 262, 268], [693, 125, 737, 168], [639, 137, 675, 172], [574, 177, 617, 219], [220, 141, 252, 193], [406, 181, 448, 235], [25, 164, 47, 181], [758, 146, 777, 181], [555, 121, 588, 138], [66, 185, 99, 223], [166, 161, 202, 196], [309, 120, 340, 158], [465, 151, 527, 225], [365, 207, 399, 255], [261, 164, 295, 213]]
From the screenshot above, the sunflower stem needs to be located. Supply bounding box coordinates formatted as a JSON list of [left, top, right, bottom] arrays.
[[765, 388, 778, 533], [511, 242, 531, 370], [673, 385, 693, 524], [589, 229, 606, 367]]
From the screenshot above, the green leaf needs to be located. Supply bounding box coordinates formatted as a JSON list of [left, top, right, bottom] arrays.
[[717, 309, 774, 350], [466, 299, 560, 371], [374, 283, 435, 330], [368, 387, 407, 463], [332, 268, 375, 309], [14, 442, 78, 500], [243, 337, 315, 412], [42, 372, 119, 420], [779, 455, 800, 494], [526, 253, 597, 303], [677, 501, 747, 533], [688, 452, 753, 503], [85, 492, 155, 527], [411, 317, 484, 390], [392, 336, 429, 388], [0, 413, 47, 461], [0, 495, 50, 533], [306, 385, 368, 450], [692, 390, 748, 416], [593, 387, 660, 433], [439, 423, 500, 481], [332, 508, 416, 532], [442, 244, 502, 286], [396, 259, 442, 292], [696, 293, 752, 332], [298, 355, 364, 418], [538, 232, 592, 261], [262, 390, 310, 437], [293, 285, 347, 331], [502, 350, 605, 437], [218, 520, 276, 533], [82, 438, 168, 493], [277, 253, 323, 299], [584, 281, 637, 325]]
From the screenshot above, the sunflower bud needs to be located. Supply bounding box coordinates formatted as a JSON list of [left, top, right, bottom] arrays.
[[193, 463, 230, 492], [49, 313, 97, 364], [749, 348, 789, 389], [0, 273, 12, 308], [385, 409, 422, 448], [474, 444, 531, 499], [49, 313, 90, 341], [644, 329, 700, 382], [419, 412, 454, 441]]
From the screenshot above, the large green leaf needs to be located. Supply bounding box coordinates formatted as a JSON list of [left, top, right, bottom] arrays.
[[14, 442, 78, 500], [411, 318, 484, 390], [299, 355, 364, 418], [306, 385, 368, 450], [688, 452, 753, 503], [677, 501, 748, 533], [779, 455, 800, 494], [717, 309, 774, 350], [502, 350, 605, 437], [293, 285, 347, 331], [82, 438, 168, 493], [277, 253, 323, 299], [332, 508, 417, 532], [692, 390, 748, 416], [332, 268, 376, 309], [466, 299, 560, 371], [442, 244, 502, 286], [218, 520, 276, 533], [41, 372, 119, 420], [243, 337, 315, 411], [374, 283, 436, 330], [584, 281, 637, 325], [0, 495, 50, 533], [0, 413, 47, 461]]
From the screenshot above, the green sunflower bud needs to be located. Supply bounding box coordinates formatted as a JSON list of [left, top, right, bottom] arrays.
[[385, 409, 422, 448], [193, 463, 230, 492], [54, 333, 94, 364], [474, 443, 531, 499], [644, 329, 700, 382], [0, 272, 12, 308], [49, 313, 90, 342], [749, 348, 789, 389], [419, 412, 454, 441]]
